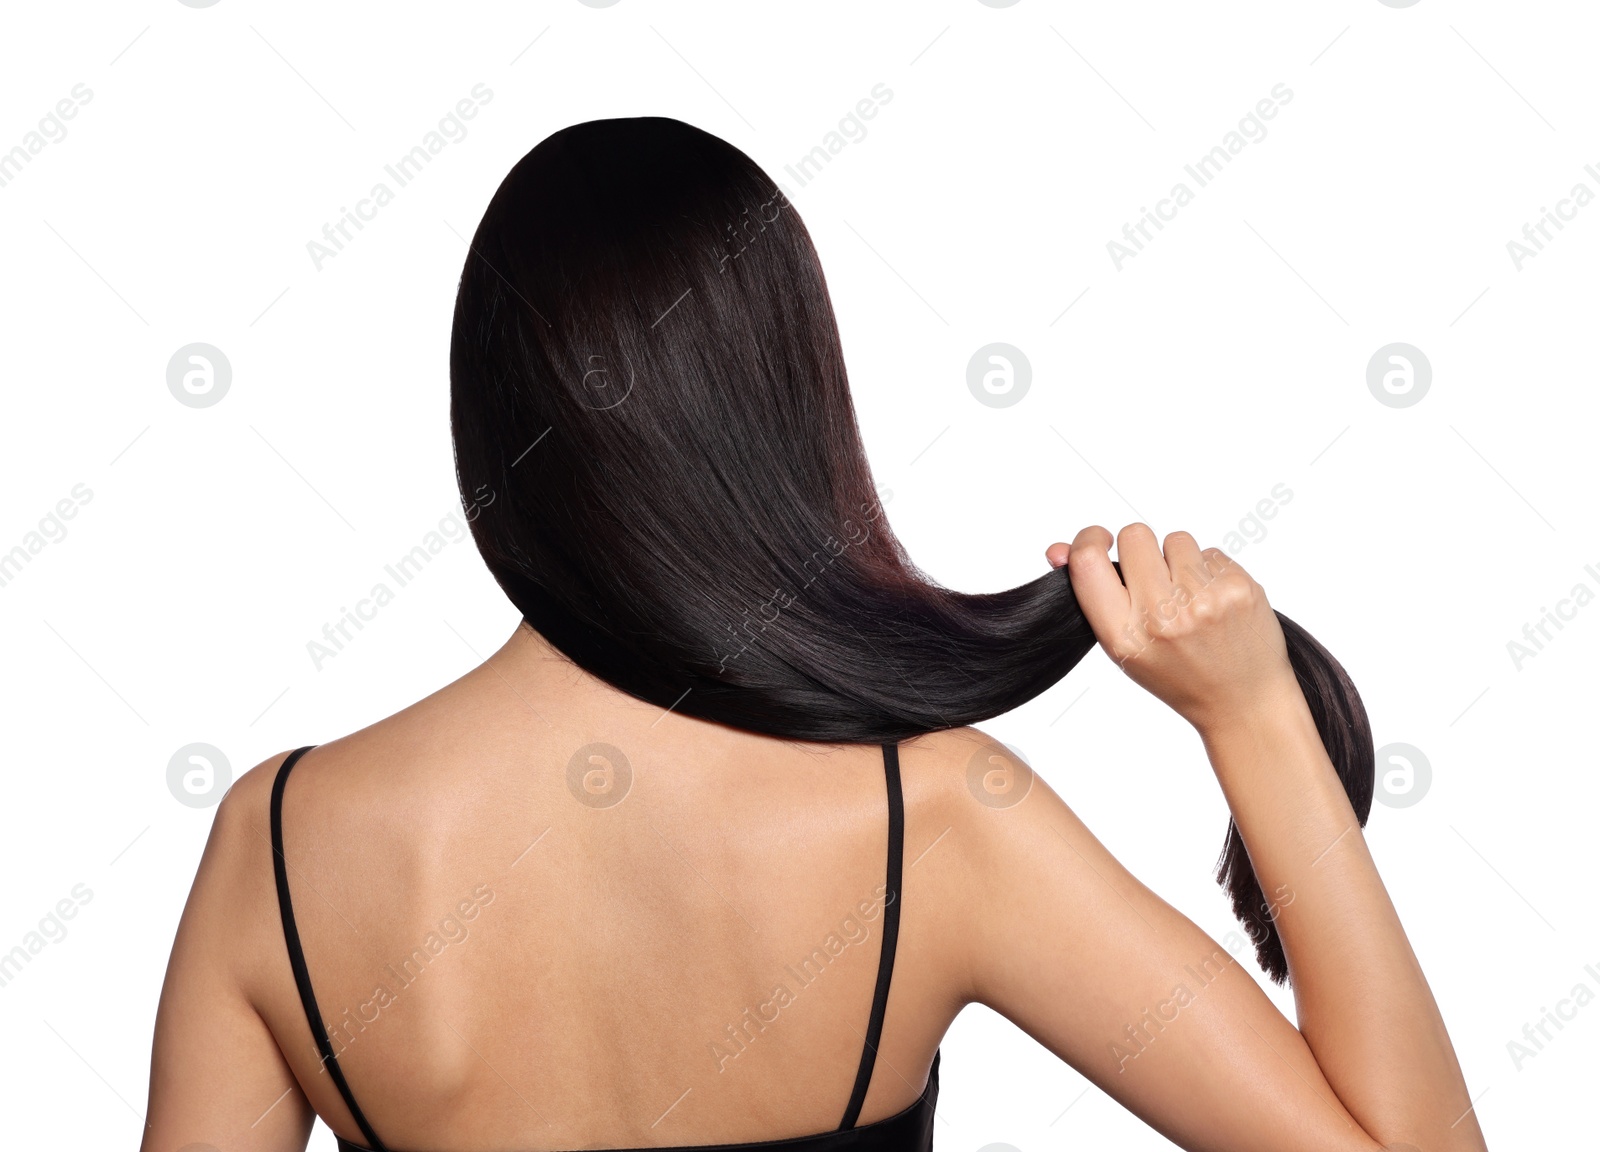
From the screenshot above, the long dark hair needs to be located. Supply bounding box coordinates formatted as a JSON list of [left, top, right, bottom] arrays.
[[448, 116, 1372, 984]]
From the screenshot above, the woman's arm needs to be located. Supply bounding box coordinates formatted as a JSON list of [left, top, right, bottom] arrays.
[[1198, 675, 1477, 1144], [140, 755, 317, 1152], [950, 523, 1485, 1151]]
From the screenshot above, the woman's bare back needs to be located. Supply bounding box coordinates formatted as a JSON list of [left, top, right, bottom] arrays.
[[146, 534, 1487, 1151], [217, 624, 974, 1149]]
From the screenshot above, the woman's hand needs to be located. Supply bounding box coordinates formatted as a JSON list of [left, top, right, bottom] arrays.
[[1046, 524, 1299, 735]]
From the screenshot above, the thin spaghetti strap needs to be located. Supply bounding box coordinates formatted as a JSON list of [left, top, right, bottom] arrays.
[[838, 741, 906, 1130], [270, 746, 389, 1152]]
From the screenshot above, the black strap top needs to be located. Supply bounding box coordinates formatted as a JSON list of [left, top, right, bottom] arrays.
[[270, 743, 938, 1152]]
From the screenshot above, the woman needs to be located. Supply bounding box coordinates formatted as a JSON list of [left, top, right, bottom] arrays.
[[141, 117, 1486, 1152]]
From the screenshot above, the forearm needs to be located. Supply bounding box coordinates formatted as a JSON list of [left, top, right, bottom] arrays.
[[1199, 681, 1487, 1150]]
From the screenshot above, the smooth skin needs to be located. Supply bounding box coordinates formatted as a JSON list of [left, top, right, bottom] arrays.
[[142, 524, 1488, 1152]]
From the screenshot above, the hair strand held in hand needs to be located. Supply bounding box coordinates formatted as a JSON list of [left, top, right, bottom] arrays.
[[448, 115, 1375, 985]]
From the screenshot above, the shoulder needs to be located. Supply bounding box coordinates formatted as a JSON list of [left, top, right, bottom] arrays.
[[892, 726, 1084, 943], [173, 750, 301, 988], [207, 748, 297, 868], [897, 724, 1067, 838], [893, 724, 1121, 943]]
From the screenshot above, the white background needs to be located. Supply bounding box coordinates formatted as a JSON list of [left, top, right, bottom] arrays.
[[1, 0, 1595, 1147]]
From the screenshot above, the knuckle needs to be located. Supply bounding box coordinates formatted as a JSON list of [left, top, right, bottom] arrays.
[[1156, 614, 1195, 642], [1076, 525, 1112, 552], [1195, 549, 1233, 583], [1214, 583, 1248, 611], [1214, 574, 1259, 613]]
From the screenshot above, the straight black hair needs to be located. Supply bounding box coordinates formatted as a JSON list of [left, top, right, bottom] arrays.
[[449, 116, 1373, 984]]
